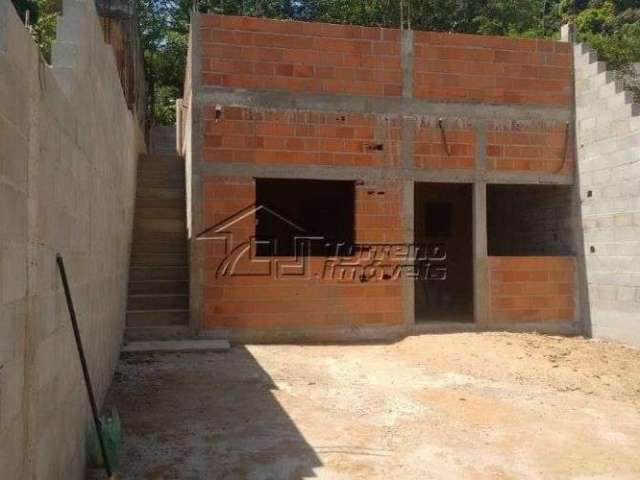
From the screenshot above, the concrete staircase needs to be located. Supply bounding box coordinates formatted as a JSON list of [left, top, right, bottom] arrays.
[[126, 127, 190, 338]]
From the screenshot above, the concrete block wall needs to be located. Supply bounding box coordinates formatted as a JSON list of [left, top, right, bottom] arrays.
[[574, 42, 640, 347], [0, 0, 143, 477], [184, 13, 577, 340]]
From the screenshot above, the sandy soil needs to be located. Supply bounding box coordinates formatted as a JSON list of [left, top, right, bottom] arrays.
[[93, 333, 640, 479]]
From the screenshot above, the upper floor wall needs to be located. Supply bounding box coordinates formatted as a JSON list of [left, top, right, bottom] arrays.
[[198, 14, 572, 108]]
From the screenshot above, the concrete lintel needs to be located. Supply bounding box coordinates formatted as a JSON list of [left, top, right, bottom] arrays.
[[485, 170, 574, 185], [201, 162, 404, 182], [196, 87, 571, 123], [200, 162, 575, 186]]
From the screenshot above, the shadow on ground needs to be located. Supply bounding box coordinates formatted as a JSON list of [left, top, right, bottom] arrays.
[[96, 346, 321, 479]]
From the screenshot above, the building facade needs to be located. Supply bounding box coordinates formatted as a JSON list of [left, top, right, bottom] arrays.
[[179, 14, 588, 342]]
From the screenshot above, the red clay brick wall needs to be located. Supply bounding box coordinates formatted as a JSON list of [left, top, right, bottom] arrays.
[[200, 176, 404, 330], [486, 123, 572, 173], [488, 257, 576, 323], [414, 121, 475, 169], [414, 32, 571, 106], [200, 15, 572, 107], [200, 15, 403, 96], [203, 106, 402, 167]]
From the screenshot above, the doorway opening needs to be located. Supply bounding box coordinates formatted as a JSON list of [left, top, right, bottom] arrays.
[[414, 183, 473, 323]]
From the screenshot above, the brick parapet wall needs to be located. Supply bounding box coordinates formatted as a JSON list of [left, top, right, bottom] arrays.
[[200, 14, 571, 107], [413, 31, 571, 105]]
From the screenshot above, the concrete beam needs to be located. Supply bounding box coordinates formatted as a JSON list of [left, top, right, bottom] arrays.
[[200, 161, 574, 186], [196, 87, 571, 123]]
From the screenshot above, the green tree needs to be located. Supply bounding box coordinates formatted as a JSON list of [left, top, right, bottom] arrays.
[[139, 0, 640, 125], [11, 0, 58, 62]]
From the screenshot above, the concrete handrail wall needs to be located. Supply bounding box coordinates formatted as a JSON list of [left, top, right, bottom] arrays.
[[0, 0, 145, 477]]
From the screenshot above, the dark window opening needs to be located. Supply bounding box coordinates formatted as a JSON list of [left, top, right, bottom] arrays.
[[255, 178, 355, 256], [487, 185, 575, 256]]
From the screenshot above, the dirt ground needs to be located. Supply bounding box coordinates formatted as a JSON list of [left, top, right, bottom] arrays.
[[93, 333, 640, 479]]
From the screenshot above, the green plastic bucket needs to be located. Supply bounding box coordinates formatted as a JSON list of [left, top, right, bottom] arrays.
[[87, 407, 122, 470]]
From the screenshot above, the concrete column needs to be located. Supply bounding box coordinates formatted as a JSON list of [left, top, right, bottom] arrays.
[[473, 182, 489, 324], [189, 12, 204, 332], [560, 23, 576, 43], [401, 28, 414, 99], [402, 180, 415, 330]]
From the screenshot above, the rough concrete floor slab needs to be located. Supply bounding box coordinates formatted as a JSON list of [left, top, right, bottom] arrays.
[[93, 333, 640, 479]]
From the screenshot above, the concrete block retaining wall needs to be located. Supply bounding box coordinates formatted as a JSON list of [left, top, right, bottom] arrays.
[[0, 0, 144, 477], [574, 42, 640, 348]]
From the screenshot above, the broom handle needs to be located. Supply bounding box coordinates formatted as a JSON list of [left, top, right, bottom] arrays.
[[56, 255, 113, 478]]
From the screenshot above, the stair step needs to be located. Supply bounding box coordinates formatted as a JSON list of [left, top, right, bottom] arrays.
[[128, 280, 189, 295], [134, 207, 186, 219], [131, 240, 188, 250], [131, 255, 188, 266], [130, 266, 189, 281], [138, 159, 182, 166], [134, 218, 186, 231], [137, 180, 185, 189], [128, 294, 189, 310], [131, 249, 187, 259], [139, 153, 181, 162], [135, 197, 185, 208], [137, 168, 184, 176], [126, 309, 190, 327], [124, 325, 193, 342], [136, 186, 185, 196], [132, 235, 187, 246]]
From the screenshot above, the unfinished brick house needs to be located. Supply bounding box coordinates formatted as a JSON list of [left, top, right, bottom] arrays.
[[174, 13, 582, 342]]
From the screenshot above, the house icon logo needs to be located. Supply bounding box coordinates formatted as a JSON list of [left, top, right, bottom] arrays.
[[195, 204, 322, 278]]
